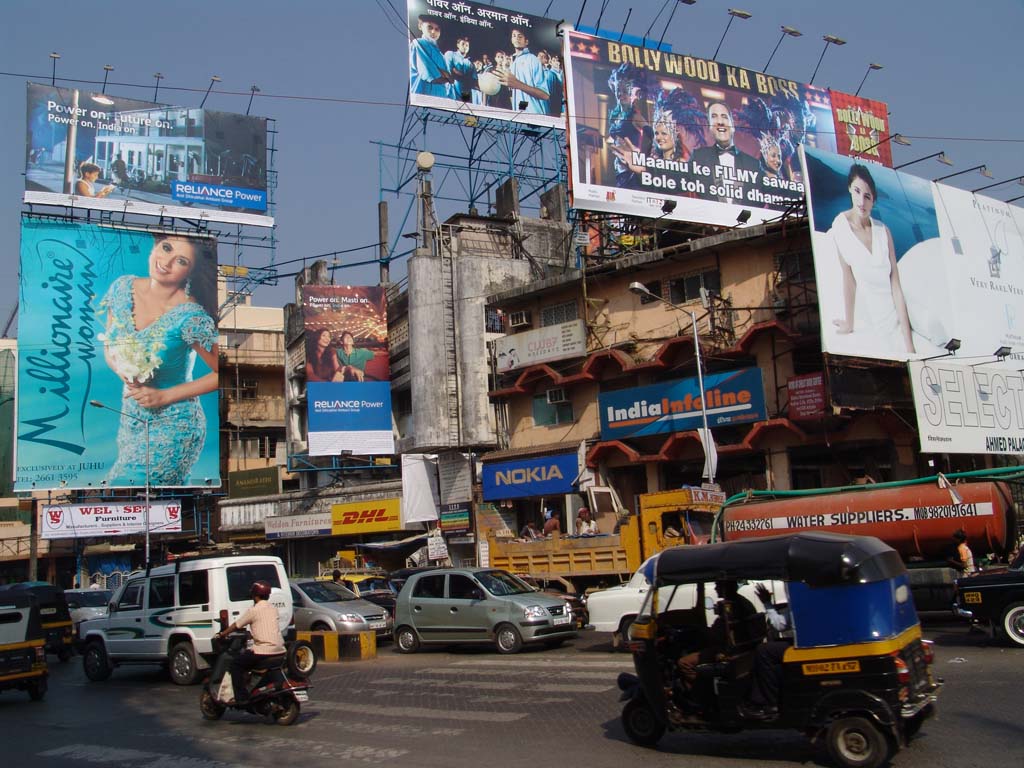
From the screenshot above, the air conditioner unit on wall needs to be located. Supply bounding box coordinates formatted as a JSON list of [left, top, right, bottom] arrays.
[[546, 388, 568, 404], [508, 310, 530, 328]]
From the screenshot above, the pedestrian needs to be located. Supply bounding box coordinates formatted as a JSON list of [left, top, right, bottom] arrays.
[[949, 529, 976, 574]]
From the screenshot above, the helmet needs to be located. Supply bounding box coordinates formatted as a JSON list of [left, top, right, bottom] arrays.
[[250, 581, 272, 600]]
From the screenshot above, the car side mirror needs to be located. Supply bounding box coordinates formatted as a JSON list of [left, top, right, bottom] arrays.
[[108, 601, 117, 613]]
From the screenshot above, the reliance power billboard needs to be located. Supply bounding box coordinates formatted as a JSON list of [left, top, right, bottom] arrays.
[[302, 286, 393, 456], [803, 146, 1024, 363], [406, 0, 565, 129], [564, 31, 892, 228], [16, 221, 221, 490], [25, 82, 271, 226]]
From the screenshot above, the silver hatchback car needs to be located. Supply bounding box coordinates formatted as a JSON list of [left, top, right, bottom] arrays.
[[290, 580, 393, 638], [393, 568, 577, 654]]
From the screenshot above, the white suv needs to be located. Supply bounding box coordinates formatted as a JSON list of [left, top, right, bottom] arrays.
[[79, 555, 292, 685]]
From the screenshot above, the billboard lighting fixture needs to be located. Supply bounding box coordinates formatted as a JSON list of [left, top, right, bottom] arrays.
[[153, 72, 164, 103], [101, 64, 114, 94], [49, 52, 60, 86], [92, 94, 115, 107], [661, 200, 677, 214], [934, 165, 992, 182], [895, 152, 951, 170], [810, 34, 847, 85], [735, 209, 752, 226], [200, 75, 222, 109], [854, 62, 883, 96], [857, 133, 910, 157], [518, 101, 529, 111], [971, 176, 1024, 194], [713, 9, 753, 60], [922, 338, 962, 361], [995, 346, 1012, 360], [763, 25, 802, 73]]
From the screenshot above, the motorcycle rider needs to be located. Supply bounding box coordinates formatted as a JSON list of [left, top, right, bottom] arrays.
[[213, 581, 284, 704]]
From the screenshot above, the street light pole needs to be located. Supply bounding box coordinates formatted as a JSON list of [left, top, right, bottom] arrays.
[[90, 400, 152, 567], [628, 282, 715, 483]]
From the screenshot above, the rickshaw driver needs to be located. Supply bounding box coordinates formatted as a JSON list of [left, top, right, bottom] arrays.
[[677, 580, 758, 684], [739, 583, 794, 720]]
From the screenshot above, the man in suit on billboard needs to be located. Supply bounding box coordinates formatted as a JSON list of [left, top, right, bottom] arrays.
[[690, 101, 759, 204]]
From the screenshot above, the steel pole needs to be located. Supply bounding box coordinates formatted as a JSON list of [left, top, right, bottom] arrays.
[[688, 310, 713, 483]]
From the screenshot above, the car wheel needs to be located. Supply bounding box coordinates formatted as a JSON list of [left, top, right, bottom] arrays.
[[622, 697, 665, 747], [272, 694, 301, 726], [394, 626, 420, 654], [169, 641, 199, 686], [287, 640, 317, 678], [825, 716, 891, 768], [614, 616, 635, 652], [495, 623, 523, 654], [998, 602, 1024, 647], [199, 689, 225, 720], [83, 641, 112, 682], [27, 677, 47, 701], [311, 621, 332, 632]]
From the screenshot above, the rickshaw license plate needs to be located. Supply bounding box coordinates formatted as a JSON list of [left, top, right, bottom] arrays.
[[294, 691, 309, 702], [553, 615, 570, 625], [802, 660, 861, 675]]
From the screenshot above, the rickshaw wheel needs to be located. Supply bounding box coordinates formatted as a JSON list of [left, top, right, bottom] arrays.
[[825, 716, 890, 768], [622, 698, 665, 747], [28, 678, 47, 701]]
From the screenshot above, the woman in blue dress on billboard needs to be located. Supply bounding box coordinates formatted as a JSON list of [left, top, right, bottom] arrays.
[[98, 234, 219, 486], [830, 164, 916, 355]]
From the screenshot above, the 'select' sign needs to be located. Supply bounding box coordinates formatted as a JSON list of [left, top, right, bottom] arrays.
[[481, 452, 578, 501], [331, 498, 402, 534]]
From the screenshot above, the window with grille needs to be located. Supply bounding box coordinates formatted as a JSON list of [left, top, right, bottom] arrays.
[[540, 300, 578, 327], [669, 269, 720, 304], [485, 307, 504, 334], [238, 378, 259, 400]]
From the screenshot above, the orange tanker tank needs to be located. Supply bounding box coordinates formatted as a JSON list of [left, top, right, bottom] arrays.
[[722, 481, 1015, 561]]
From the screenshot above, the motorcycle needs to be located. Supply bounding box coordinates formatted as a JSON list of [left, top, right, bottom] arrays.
[[199, 631, 310, 726]]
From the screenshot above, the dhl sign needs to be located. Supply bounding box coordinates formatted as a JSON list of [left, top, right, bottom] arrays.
[[331, 498, 402, 534]]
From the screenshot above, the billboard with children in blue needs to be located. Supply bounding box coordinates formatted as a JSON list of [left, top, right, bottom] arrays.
[[406, 0, 565, 129]]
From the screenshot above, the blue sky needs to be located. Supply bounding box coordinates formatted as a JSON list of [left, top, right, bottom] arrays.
[[1, 0, 1021, 317]]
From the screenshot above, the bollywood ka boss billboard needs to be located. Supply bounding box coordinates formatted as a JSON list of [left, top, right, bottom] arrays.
[[303, 286, 393, 456], [803, 146, 1024, 364], [16, 221, 220, 490], [563, 30, 892, 229], [407, 0, 565, 129], [25, 82, 271, 227], [599, 367, 766, 440]]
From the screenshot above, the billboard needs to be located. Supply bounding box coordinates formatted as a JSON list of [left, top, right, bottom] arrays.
[[331, 498, 403, 535], [302, 286, 393, 456], [406, 0, 565, 129], [909, 360, 1024, 455], [481, 451, 578, 501], [265, 512, 333, 540], [804, 146, 1024, 363], [41, 500, 183, 540], [494, 319, 586, 372], [25, 82, 271, 227], [16, 221, 221, 490], [563, 31, 892, 228], [599, 367, 766, 440]]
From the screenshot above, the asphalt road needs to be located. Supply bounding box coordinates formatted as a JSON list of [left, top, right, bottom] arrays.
[[2, 620, 1020, 768]]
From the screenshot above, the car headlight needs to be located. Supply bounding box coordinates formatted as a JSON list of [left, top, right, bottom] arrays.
[[336, 613, 363, 623], [524, 605, 548, 620]]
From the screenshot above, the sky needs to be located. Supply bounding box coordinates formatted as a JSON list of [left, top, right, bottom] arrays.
[[1, 0, 1022, 322]]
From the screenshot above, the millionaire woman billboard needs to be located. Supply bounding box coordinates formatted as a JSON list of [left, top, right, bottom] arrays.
[[16, 220, 220, 490]]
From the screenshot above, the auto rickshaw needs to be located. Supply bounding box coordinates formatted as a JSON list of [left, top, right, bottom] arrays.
[[617, 533, 941, 768], [0, 592, 49, 701], [0, 582, 74, 661]]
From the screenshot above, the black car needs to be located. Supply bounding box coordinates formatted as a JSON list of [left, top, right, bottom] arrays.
[[954, 548, 1024, 647]]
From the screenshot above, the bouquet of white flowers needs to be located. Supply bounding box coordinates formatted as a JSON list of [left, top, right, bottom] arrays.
[[99, 331, 167, 384]]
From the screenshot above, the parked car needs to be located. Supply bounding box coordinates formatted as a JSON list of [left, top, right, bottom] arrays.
[[954, 547, 1024, 647], [78, 554, 292, 685], [586, 556, 778, 647], [515, 573, 589, 629], [393, 567, 578, 654], [388, 566, 441, 596], [64, 588, 113, 641], [336, 574, 398, 618], [290, 579, 393, 638]]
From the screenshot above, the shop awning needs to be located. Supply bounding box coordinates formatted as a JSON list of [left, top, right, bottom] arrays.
[[83, 543, 137, 555], [353, 533, 429, 553]]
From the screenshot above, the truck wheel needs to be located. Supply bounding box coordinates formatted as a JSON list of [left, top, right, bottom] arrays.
[[622, 698, 664, 747], [83, 641, 112, 682], [825, 716, 891, 768], [998, 602, 1024, 647], [169, 641, 199, 686], [495, 623, 523, 654]]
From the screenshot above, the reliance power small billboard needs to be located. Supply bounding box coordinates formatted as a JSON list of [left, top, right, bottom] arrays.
[[563, 31, 892, 228], [406, 0, 566, 129], [25, 82, 271, 226]]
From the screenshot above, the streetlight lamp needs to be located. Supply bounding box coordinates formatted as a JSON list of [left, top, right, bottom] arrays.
[[90, 400, 152, 567], [627, 282, 716, 483]]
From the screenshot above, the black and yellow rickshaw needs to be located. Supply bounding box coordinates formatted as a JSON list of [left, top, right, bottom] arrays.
[[0, 592, 49, 701], [0, 582, 74, 661], [617, 533, 941, 768]]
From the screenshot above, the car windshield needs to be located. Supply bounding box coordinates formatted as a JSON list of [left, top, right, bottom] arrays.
[[358, 577, 393, 592], [476, 570, 534, 596], [71, 591, 112, 607], [300, 582, 357, 603]]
